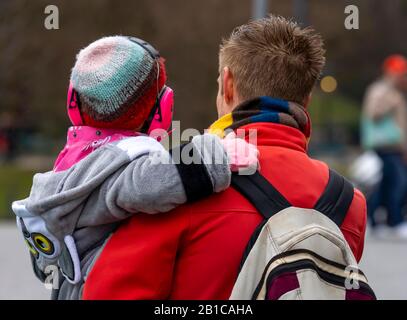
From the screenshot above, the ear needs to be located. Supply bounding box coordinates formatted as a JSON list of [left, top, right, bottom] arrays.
[[303, 94, 312, 109], [222, 67, 235, 105]]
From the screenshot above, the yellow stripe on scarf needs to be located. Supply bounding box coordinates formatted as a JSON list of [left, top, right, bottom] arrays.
[[208, 113, 233, 138]]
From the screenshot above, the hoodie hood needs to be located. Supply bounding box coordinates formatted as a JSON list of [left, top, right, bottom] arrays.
[[54, 126, 138, 172]]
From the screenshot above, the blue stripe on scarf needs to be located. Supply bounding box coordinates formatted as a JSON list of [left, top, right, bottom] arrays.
[[258, 96, 289, 113], [249, 111, 280, 124]]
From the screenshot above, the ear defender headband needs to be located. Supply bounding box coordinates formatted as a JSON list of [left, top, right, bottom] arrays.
[[67, 81, 83, 126], [66, 37, 174, 134], [127, 37, 174, 135]]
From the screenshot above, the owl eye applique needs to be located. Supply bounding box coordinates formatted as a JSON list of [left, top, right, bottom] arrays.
[[31, 233, 55, 255], [24, 239, 39, 259], [18, 217, 56, 258]]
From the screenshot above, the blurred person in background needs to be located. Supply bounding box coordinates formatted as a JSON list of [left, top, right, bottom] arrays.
[[361, 54, 407, 239]]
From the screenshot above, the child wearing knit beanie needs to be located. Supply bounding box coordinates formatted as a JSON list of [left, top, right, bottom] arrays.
[[70, 36, 167, 130], [12, 36, 258, 299]]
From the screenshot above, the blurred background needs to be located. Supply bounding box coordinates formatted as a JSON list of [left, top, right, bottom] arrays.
[[1, 0, 407, 299]]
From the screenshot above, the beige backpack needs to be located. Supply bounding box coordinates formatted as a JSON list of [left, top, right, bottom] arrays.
[[230, 170, 376, 300]]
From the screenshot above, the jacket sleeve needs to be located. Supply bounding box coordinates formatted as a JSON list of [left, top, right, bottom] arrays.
[[82, 209, 188, 299], [354, 189, 367, 262], [340, 188, 367, 263], [102, 134, 231, 216]]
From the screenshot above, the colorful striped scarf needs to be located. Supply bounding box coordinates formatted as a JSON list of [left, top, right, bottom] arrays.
[[209, 96, 311, 138]]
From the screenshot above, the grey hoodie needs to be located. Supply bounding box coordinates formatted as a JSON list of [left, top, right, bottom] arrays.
[[12, 134, 231, 299]]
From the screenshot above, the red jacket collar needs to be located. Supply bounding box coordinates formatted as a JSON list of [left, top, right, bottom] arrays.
[[239, 122, 308, 153]]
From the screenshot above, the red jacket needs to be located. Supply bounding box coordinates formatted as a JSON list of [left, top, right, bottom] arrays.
[[83, 123, 367, 300]]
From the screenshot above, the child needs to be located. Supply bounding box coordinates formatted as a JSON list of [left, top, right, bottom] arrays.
[[12, 36, 258, 299]]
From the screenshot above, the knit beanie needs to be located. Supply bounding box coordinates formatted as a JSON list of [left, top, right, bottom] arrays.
[[70, 36, 167, 130]]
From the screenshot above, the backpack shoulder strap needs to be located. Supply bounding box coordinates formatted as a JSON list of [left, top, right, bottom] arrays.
[[313, 169, 355, 227], [231, 172, 291, 219], [232, 169, 355, 226]]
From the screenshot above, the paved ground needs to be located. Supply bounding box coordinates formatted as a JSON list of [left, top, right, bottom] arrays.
[[359, 232, 407, 299], [0, 223, 50, 300], [0, 222, 406, 300]]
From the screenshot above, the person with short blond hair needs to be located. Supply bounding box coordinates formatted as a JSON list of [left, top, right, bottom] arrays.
[[83, 15, 367, 300], [218, 16, 325, 105]]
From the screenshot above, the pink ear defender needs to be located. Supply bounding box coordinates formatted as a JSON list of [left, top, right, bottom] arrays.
[[127, 37, 175, 137], [66, 81, 83, 126], [146, 86, 174, 134]]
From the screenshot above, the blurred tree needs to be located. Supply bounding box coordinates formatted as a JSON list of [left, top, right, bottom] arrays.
[[0, 0, 406, 143]]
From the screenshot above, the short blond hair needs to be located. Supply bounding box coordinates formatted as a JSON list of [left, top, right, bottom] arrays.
[[219, 15, 326, 104]]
